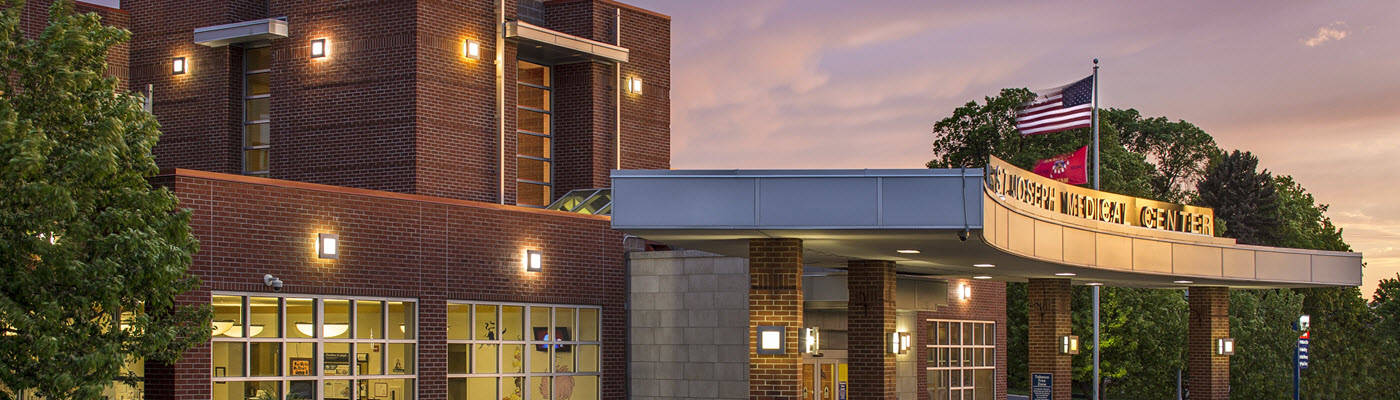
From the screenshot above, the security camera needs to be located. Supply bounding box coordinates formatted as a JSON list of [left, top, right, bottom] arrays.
[[958, 229, 970, 242], [264, 274, 283, 291]]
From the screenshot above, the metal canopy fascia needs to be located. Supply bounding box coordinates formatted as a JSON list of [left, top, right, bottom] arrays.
[[611, 168, 1363, 289], [505, 20, 629, 64], [194, 18, 288, 47]]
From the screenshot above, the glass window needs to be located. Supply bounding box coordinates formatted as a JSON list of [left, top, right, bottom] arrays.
[[447, 304, 470, 340], [516, 61, 552, 207], [212, 295, 417, 399], [448, 303, 601, 400], [243, 45, 272, 175], [926, 320, 995, 400]]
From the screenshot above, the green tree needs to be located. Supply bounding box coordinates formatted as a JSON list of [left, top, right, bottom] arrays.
[[1273, 175, 1348, 252], [0, 1, 209, 398], [1006, 282, 1028, 392], [1073, 287, 1187, 399], [1227, 289, 1303, 399], [1196, 150, 1280, 245], [1102, 109, 1219, 203]]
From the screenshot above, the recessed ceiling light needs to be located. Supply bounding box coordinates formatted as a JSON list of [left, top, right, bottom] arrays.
[[973, 275, 992, 280], [1054, 272, 1076, 276], [1173, 280, 1194, 284], [896, 249, 920, 254], [1085, 282, 1103, 286], [973, 263, 995, 268]]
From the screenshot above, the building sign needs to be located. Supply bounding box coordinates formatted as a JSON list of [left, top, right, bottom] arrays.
[[985, 156, 1214, 236], [1298, 336, 1310, 369], [1031, 373, 1053, 400]]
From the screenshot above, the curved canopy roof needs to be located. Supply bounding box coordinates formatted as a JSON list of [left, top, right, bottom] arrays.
[[610, 160, 1361, 289]]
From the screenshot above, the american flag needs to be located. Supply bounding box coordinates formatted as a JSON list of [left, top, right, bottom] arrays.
[[1016, 76, 1093, 135]]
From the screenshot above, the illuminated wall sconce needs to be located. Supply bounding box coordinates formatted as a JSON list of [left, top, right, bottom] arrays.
[[757, 325, 785, 355], [625, 76, 643, 95], [958, 283, 972, 301], [463, 39, 481, 60], [1060, 335, 1080, 355], [317, 233, 338, 259], [523, 249, 543, 272], [310, 38, 328, 58], [171, 57, 186, 75], [889, 331, 912, 354], [801, 327, 820, 354], [1217, 338, 1235, 356]]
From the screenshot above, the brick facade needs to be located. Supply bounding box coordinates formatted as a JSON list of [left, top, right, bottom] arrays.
[[148, 169, 628, 400], [917, 279, 1008, 400], [1026, 278, 1071, 400], [747, 239, 804, 399], [1188, 287, 1230, 400], [19, 1, 129, 91], [847, 260, 896, 399], [124, 0, 668, 205]]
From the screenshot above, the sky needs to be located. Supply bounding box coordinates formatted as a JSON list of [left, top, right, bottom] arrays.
[[627, 0, 1400, 297]]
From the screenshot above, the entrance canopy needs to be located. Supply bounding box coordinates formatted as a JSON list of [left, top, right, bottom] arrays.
[[610, 159, 1362, 289]]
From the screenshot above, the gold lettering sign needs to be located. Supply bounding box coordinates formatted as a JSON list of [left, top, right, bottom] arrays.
[[985, 156, 1213, 235]]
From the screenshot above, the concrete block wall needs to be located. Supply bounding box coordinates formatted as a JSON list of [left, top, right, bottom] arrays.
[[629, 250, 749, 400]]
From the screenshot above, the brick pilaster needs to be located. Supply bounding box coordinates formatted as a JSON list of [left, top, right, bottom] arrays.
[[847, 260, 897, 399], [1188, 287, 1230, 399], [1028, 278, 1072, 399], [748, 238, 804, 400]]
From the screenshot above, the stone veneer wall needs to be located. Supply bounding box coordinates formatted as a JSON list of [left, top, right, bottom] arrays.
[[628, 250, 749, 399]]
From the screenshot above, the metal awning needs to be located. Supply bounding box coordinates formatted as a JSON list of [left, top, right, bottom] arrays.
[[505, 20, 629, 64], [195, 18, 288, 47]]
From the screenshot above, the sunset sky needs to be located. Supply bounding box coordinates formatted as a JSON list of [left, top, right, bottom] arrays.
[[628, 0, 1400, 296]]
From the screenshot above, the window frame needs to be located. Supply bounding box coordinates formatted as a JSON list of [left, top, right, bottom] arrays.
[[209, 292, 419, 400], [924, 319, 996, 400], [515, 59, 554, 208], [445, 300, 603, 400], [242, 45, 272, 176]]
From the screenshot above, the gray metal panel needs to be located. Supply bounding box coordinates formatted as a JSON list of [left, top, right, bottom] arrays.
[[759, 178, 877, 227], [193, 18, 288, 47], [881, 175, 974, 228], [611, 177, 756, 227]]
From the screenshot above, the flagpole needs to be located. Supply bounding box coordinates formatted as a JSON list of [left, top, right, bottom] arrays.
[[1091, 57, 1102, 400]]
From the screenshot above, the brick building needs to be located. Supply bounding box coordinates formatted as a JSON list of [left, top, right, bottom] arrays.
[[19, 1, 1364, 400]]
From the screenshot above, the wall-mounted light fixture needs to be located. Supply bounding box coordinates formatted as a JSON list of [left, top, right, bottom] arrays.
[[757, 325, 784, 355], [801, 327, 820, 354], [958, 283, 972, 301], [310, 38, 328, 58], [317, 233, 338, 259], [523, 249, 543, 272], [172, 57, 186, 75], [899, 331, 912, 354], [626, 76, 643, 95], [1217, 338, 1235, 356], [463, 39, 481, 60], [1060, 335, 1080, 355]]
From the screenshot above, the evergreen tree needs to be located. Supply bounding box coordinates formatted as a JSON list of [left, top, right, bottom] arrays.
[[1196, 150, 1280, 245], [0, 1, 209, 398]]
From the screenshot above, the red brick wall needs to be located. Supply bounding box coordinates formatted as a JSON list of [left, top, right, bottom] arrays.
[[748, 238, 804, 399], [18, 1, 130, 91], [1188, 287, 1230, 400], [148, 169, 628, 400], [917, 279, 1008, 400], [847, 260, 896, 399], [1025, 278, 1070, 400]]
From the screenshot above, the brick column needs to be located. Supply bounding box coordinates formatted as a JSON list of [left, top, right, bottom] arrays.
[[1188, 287, 1230, 399], [847, 260, 897, 399], [1027, 278, 1072, 399], [748, 238, 803, 399]]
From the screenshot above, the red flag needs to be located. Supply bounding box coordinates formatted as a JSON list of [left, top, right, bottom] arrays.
[[1032, 146, 1089, 185]]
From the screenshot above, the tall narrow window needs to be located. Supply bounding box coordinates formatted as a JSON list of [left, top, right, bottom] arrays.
[[243, 46, 271, 175], [516, 61, 552, 207]]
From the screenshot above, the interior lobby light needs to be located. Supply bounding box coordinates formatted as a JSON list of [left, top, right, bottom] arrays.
[[310, 38, 328, 58], [973, 263, 995, 268], [318, 233, 338, 259], [296, 322, 348, 338], [171, 57, 186, 75], [896, 249, 920, 254], [463, 39, 481, 59], [211, 320, 234, 336], [524, 249, 543, 272]]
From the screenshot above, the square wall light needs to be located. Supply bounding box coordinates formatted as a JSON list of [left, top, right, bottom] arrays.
[[463, 39, 481, 60], [523, 249, 542, 272], [958, 283, 972, 301], [626, 76, 643, 95], [310, 38, 328, 58], [1061, 335, 1080, 355], [757, 325, 784, 354], [171, 57, 186, 75], [1217, 338, 1235, 356], [317, 233, 338, 259]]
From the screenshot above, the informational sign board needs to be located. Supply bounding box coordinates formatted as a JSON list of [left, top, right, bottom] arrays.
[[838, 382, 847, 400], [1032, 373, 1053, 400], [1298, 337, 1310, 369]]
